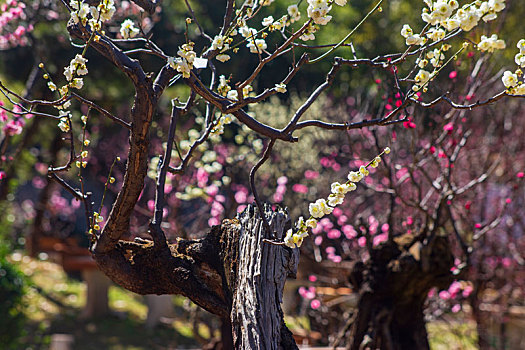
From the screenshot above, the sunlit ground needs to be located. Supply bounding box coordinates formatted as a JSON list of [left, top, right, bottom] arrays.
[[9, 252, 479, 349]]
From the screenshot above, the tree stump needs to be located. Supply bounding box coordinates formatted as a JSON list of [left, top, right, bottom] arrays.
[[225, 204, 300, 349]]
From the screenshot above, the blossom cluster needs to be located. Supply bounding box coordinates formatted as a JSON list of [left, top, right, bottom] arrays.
[[0, 103, 31, 137], [63, 54, 89, 90], [120, 19, 140, 39], [202, 0, 349, 64], [502, 39, 525, 95], [307, 0, 332, 26], [70, 0, 116, 31], [0, 1, 33, 50], [403, 1, 506, 92], [477, 34, 505, 53], [284, 147, 390, 248], [421, 0, 504, 32], [167, 42, 196, 79]]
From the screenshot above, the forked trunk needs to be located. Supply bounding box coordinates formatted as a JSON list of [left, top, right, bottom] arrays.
[[92, 204, 299, 349]]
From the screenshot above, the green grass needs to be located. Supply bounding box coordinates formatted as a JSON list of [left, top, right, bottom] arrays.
[[428, 318, 478, 350]]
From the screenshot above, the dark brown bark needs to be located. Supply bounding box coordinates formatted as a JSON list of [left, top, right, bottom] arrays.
[[67, 21, 299, 349], [90, 205, 299, 348], [345, 234, 455, 350], [227, 205, 299, 349]]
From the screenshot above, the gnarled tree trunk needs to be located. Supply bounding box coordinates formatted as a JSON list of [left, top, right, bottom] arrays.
[[92, 204, 299, 349], [344, 234, 454, 350]]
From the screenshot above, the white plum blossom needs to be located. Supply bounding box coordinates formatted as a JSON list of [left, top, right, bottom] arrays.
[[502, 71, 518, 88], [328, 194, 345, 206], [359, 165, 369, 176], [284, 229, 295, 247], [309, 200, 324, 218], [426, 27, 446, 42], [306, 218, 317, 229], [427, 48, 445, 67], [407, 34, 425, 46], [415, 69, 432, 87], [284, 228, 309, 248], [247, 39, 267, 53], [477, 34, 506, 53], [517, 39, 525, 53], [489, 0, 505, 12], [309, 198, 333, 218], [348, 171, 363, 182], [275, 83, 287, 93], [57, 111, 71, 132], [120, 19, 140, 39], [287, 4, 301, 23], [331, 182, 356, 194], [87, 0, 116, 23], [178, 44, 196, 66], [168, 43, 196, 78], [511, 84, 525, 95], [240, 26, 257, 39], [62, 54, 88, 83], [212, 35, 227, 51], [72, 54, 87, 67], [226, 90, 238, 101], [307, 0, 332, 25], [515, 53, 525, 68], [262, 16, 274, 27], [401, 24, 425, 46], [370, 156, 381, 168], [71, 2, 90, 25], [216, 54, 230, 62], [334, 0, 347, 6], [70, 78, 84, 89], [300, 32, 316, 41], [457, 8, 481, 31], [401, 24, 413, 38], [63, 66, 73, 81], [442, 18, 460, 31]]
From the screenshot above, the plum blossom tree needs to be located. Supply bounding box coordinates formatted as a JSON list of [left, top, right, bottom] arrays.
[[0, 0, 524, 349]]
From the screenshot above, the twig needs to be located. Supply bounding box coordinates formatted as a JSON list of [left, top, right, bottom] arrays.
[[249, 139, 276, 236], [150, 102, 180, 248], [71, 93, 131, 129]]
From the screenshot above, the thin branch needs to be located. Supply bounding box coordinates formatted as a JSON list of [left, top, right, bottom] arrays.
[[293, 117, 404, 131], [48, 172, 85, 200], [239, 20, 311, 89], [185, 0, 212, 41], [227, 52, 309, 108], [150, 103, 180, 248], [250, 139, 276, 236], [71, 93, 131, 129], [186, 74, 297, 142], [415, 91, 521, 109], [282, 57, 342, 134], [168, 112, 216, 174]]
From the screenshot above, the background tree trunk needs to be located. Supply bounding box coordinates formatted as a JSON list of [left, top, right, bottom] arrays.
[[345, 234, 455, 350]]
